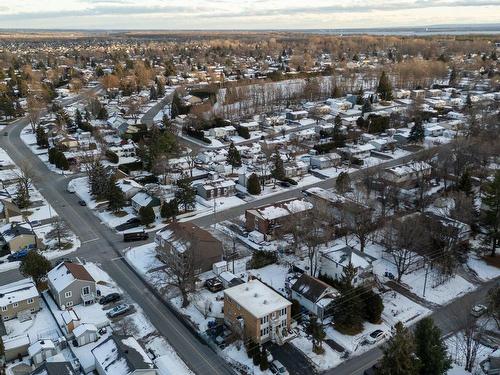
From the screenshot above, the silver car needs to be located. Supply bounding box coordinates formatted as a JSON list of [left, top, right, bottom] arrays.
[[106, 303, 131, 318]]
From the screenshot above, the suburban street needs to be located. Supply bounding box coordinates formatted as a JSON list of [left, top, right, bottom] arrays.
[[0, 92, 497, 375]]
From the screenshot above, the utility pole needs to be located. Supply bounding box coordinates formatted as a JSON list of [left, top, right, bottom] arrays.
[[423, 262, 429, 298]]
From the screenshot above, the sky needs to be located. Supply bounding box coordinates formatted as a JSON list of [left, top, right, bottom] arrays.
[[0, 0, 499, 30]]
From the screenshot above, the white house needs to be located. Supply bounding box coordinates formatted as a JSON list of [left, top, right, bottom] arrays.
[[310, 153, 341, 169], [320, 245, 376, 287]]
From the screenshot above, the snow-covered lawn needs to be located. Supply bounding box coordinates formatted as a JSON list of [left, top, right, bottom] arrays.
[[381, 290, 431, 327], [467, 255, 500, 281], [291, 333, 342, 370]]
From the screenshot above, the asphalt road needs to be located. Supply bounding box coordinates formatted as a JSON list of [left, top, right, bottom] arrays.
[[0, 104, 234, 375]]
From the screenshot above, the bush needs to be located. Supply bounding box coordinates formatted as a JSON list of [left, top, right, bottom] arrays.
[[313, 142, 336, 154], [249, 250, 277, 269], [106, 149, 119, 164], [359, 287, 384, 324], [184, 126, 212, 144], [139, 206, 155, 226], [237, 126, 250, 139], [247, 173, 261, 195]]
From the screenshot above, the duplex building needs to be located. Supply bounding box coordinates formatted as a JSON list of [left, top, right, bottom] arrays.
[[47, 262, 97, 308], [224, 279, 292, 345], [0, 278, 40, 321]]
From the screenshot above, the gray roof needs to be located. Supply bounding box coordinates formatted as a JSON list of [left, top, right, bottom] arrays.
[[291, 274, 338, 303], [31, 361, 77, 375]]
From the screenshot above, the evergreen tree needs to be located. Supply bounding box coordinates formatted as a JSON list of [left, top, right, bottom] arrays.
[[333, 117, 346, 148], [379, 322, 419, 375], [306, 317, 326, 354], [414, 318, 452, 375], [35, 125, 49, 148], [449, 67, 458, 86], [75, 108, 83, 128], [139, 206, 155, 226], [465, 93, 472, 111], [157, 81, 165, 97], [483, 171, 500, 256], [271, 149, 285, 182], [408, 121, 425, 143], [161, 199, 179, 220], [332, 85, 342, 98], [227, 142, 242, 174], [333, 263, 363, 332], [97, 106, 108, 120], [336, 172, 351, 194], [377, 71, 393, 101], [19, 252, 52, 286], [362, 99, 373, 115], [360, 287, 384, 324], [89, 161, 109, 199], [175, 177, 196, 212], [457, 169, 473, 197], [15, 182, 30, 209], [107, 179, 125, 213], [247, 173, 261, 195], [149, 85, 158, 100], [48, 148, 57, 164]]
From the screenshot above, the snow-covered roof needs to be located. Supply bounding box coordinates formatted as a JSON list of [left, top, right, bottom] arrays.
[[224, 279, 291, 318], [321, 244, 376, 270], [92, 335, 153, 375], [0, 278, 38, 308], [251, 198, 313, 221], [131, 192, 157, 207], [28, 339, 55, 357], [73, 323, 97, 338], [385, 161, 432, 177], [47, 262, 94, 293]]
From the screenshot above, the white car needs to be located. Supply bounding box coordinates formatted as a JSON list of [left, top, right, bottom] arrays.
[[270, 360, 289, 375], [471, 304, 487, 317], [366, 329, 387, 344]]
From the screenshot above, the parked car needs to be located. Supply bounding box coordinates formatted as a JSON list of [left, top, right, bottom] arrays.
[[278, 181, 291, 188], [366, 330, 387, 344], [235, 192, 246, 199], [471, 304, 487, 317], [7, 248, 32, 262], [115, 217, 141, 231], [106, 303, 131, 318], [205, 278, 223, 293], [270, 360, 289, 375], [123, 231, 149, 242], [78, 200, 87, 206], [99, 293, 121, 305]]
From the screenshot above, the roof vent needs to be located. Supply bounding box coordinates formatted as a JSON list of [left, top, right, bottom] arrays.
[[254, 293, 258, 298], [263, 300, 267, 304]]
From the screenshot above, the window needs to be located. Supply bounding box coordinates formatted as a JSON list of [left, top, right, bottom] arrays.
[[30, 308, 36, 312], [64, 291, 72, 298], [280, 308, 287, 316], [27, 298, 34, 304], [13, 303, 18, 308], [260, 327, 269, 337], [2, 316, 8, 321], [82, 286, 90, 295], [66, 301, 73, 307], [1, 306, 7, 312], [260, 316, 269, 325]]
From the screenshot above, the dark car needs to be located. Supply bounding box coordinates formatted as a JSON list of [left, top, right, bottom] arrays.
[[205, 278, 223, 293], [235, 192, 246, 199], [115, 217, 141, 231], [278, 181, 291, 188], [99, 293, 121, 305], [78, 200, 87, 206], [123, 231, 149, 242], [8, 248, 32, 262]]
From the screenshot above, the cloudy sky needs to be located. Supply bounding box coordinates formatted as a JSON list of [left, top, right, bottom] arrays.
[[0, 0, 499, 30]]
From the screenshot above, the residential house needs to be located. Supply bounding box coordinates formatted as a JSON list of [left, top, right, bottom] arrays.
[[369, 138, 397, 152], [0, 222, 40, 253], [56, 136, 78, 151], [310, 153, 341, 169], [47, 262, 97, 308], [224, 279, 292, 345], [382, 161, 432, 186], [209, 125, 237, 139], [194, 177, 236, 200], [424, 124, 445, 137], [28, 339, 58, 367], [116, 179, 143, 200], [0, 278, 40, 321], [339, 143, 375, 160], [290, 274, 339, 320], [156, 222, 223, 273], [245, 198, 313, 239], [91, 334, 156, 375], [320, 245, 376, 287], [424, 212, 471, 243], [286, 110, 308, 121], [131, 192, 161, 213], [0, 199, 23, 222]]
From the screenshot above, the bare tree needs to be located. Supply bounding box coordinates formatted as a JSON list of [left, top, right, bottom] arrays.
[[157, 238, 201, 308], [15, 162, 35, 204], [46, 218, 72, 249], [27, 95, 45, 133]]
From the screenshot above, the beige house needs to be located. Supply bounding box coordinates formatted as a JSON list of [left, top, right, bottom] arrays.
[[47, 262, 97, 308], [224, 279, 292, 345], [0, 278, 40, 321], [0, 222, 40, 253]]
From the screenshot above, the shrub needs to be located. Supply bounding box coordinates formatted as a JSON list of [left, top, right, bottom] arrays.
[[106, 149, 119, 164], [247, 173, 261, 195], [249, 250, 277, 269]]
